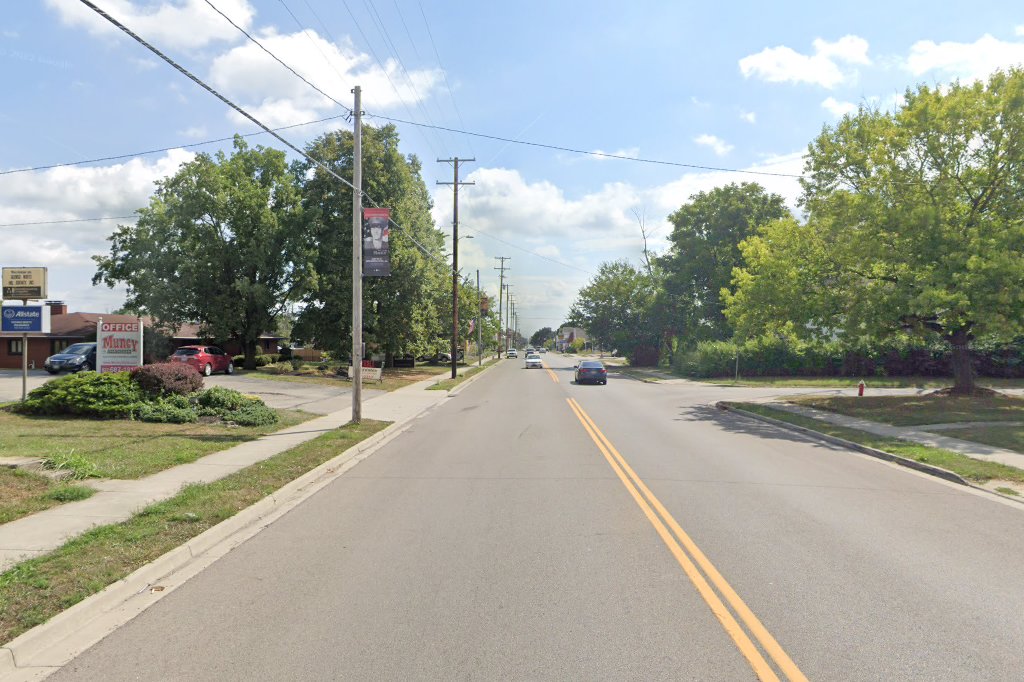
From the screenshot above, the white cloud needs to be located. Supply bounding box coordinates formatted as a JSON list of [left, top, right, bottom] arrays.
[[740, 111, 757, 124], [905, 34, 1024, 82], [589, 147, 640, 160], [821, 97, 857, 118], [693, 134, 734, 157], [739, 35, 870, 88], [534, 244, 562, 259], [178, 126, 209, 139], [0, 150, 195, 313], [44, 0, 255, 51], [210, 28, 442, 128], [1016, 26, 1024, 37]]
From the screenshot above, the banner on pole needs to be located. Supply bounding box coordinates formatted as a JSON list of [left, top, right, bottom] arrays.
[[362, 208, 391, 277]]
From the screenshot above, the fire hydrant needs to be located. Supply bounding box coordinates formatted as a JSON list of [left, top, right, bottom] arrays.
[[858, 380, 865, 397]]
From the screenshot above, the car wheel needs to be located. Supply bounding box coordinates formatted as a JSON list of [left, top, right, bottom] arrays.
[[225, 362, 234, 375], [203, 363, 213, 377]]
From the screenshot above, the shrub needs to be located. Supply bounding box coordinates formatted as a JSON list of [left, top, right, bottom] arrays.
[[136, 394, 198, 423], [262, 362, 294, 375], [131, 363, 203, 396], [232, 354, 245, 366], [290, 357, 303, 371], [43, 451, 99, 479], [15, 372, 144, 418], [194, 387, 279, 426]]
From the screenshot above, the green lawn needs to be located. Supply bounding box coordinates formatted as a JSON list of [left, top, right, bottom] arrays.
[[0, 469, 95, 525], [940, 424, 1024, 454], [788, 393, 1024, 426], [729, 403, 1024, 484], [701, 375, 1024, 389], [0, 419, 389, 646], [237, 364, 450, 392], [427, 357, 498, 391], [0, 409, 313, 480]]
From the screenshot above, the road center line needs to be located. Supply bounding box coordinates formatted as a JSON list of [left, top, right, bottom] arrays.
[[544, 365, 558, 383], [567, 398, 807, 682]]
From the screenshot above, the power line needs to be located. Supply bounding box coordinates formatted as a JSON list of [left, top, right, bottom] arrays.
[[0, 215, 136, 228], [0, 113, 349, 177], [468, 227, 593, 275]]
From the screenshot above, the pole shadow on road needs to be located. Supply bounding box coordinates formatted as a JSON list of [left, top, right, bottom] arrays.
[[678, 404, 854, 454]]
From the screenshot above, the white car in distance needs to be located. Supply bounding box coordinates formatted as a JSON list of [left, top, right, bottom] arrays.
[[524, 352, 542, 369]]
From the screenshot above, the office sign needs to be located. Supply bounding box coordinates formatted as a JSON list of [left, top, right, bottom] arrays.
[[362, 208, 391, 277], [1, 304, 50, 333], [2, 267, 47, 299], [97, 318, 144, 373]]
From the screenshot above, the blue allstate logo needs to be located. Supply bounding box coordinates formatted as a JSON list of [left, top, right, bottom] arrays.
[[2, 308, 15, 320]]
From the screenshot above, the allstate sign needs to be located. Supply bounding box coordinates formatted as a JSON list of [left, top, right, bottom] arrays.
[[1, 304, 51, 333]]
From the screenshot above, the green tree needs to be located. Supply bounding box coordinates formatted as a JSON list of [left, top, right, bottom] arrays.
[[291, 124, 445, 364], [93, 137, 312, 369], [658, 182, 790, 347], [567, 260, 659, 361], [530, 326, 555, 348], [726, 69, 1024, 393]]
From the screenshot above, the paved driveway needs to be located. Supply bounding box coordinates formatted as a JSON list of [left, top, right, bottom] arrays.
[[0, 369, 379, 415]]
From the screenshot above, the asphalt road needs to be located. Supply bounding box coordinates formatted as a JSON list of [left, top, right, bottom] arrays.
[[49, 355, 1024, 680]]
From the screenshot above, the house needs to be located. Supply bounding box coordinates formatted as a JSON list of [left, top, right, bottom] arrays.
[[555, 326, 588, 352]]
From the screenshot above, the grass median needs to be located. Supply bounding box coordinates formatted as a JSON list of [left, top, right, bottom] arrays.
[[727, 402, 1024, 486], [0, 418, 390, 646], [700, 376, 1024, 389], [237, 365, 450, 392]]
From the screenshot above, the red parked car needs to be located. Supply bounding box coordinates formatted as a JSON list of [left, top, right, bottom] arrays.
[[169, 345, 234, 376]]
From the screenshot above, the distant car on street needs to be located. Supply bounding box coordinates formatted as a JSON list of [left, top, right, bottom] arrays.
[[169, 345, 234, 376], [44, 342, 96, 374], [574, 360, 607, 385], [524, 352, 542, 369], [539, 347, 547, 353], [506, 348, 518, 358]]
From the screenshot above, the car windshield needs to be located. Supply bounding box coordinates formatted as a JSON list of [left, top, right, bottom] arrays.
[[173, 348, 200, 356], [64, 343, 93, 355], [527, 354, 540, 359]]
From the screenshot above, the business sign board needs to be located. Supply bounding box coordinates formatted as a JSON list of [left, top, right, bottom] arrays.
[[1, 304, 50, 333], [362, 208, 391, 277], [2, 267, 47, 300], [96, 318, 144, 373]]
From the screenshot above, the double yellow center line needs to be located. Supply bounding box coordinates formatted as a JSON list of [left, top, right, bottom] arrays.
[[566, 398, 807, 682]]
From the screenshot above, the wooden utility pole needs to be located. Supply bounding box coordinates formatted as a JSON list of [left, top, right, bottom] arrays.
[[494, 256, 509, 357], [351, 86, 363, 422], [437, 158, 474, 379]]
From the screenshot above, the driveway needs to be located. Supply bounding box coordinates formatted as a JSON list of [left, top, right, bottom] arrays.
[[0, 369, 380, 415]]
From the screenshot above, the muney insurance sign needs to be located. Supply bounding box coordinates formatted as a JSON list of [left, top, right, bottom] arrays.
[[97, 318, 144, 373], [1, 304, 50, 333]]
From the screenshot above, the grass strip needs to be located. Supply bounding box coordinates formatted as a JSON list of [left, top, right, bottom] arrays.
[[697, 376, 1024, 389], [428, 358, 499, 391], [939, 424, 1024, 454], [0, 409, 313, 481], [0, 470, 96, 525], [789, 393, 1024, 426], [0, 419, 389, 645], [727, 403, 1024, 485]]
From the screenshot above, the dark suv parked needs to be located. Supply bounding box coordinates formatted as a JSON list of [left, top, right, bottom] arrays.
[[44, 342, 97, 374]]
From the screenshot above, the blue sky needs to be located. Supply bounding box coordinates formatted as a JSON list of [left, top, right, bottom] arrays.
[[3, 1, 1024, 336]]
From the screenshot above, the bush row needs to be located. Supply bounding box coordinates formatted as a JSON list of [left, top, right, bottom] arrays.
[[231, 354, 282, 367], [673, 336, 1024, 378], [11, 371, 277, 426]]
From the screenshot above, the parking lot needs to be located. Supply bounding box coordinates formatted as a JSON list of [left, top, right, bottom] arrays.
[[0, 369, 376, 415]]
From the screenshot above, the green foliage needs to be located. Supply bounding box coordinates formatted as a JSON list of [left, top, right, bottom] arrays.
[[567, 260, 659, 359], [290, 125, 446, 360], [195, 387, 278, 426], [136, 394, 198, 424], [93, 136, 314, 371], [44, 485, 95, 503], [658, 183, 790, 346], [43, 451, 99, 480], [530, 327, 555, 348], [726, 69, 1024, 392], [15, 372, 144, 419], [290, 357, 304, 371], [131, 363, 203, 396]]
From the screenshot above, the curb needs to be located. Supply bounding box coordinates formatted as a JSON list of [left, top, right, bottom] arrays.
[[0, 414, 423, 679], [715, 401, 972, 487], [447, 358, 500, 396]]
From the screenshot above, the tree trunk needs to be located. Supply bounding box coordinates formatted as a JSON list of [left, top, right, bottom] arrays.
[[947, 328, 975, 395], [244, 339, 258, 370]]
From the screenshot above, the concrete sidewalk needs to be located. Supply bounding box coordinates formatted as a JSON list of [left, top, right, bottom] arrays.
[[767, 402, 1024, 470], [0, 364, 488, 573]]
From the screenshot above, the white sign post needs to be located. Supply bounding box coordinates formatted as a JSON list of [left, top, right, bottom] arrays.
[[96, 317, 144, 373]]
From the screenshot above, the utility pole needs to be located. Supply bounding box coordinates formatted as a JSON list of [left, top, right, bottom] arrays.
[[351, 86, 363, 423], [494, 256, 509, 358], [437, 157, 474, 380], [476, 269, 482, 367]]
